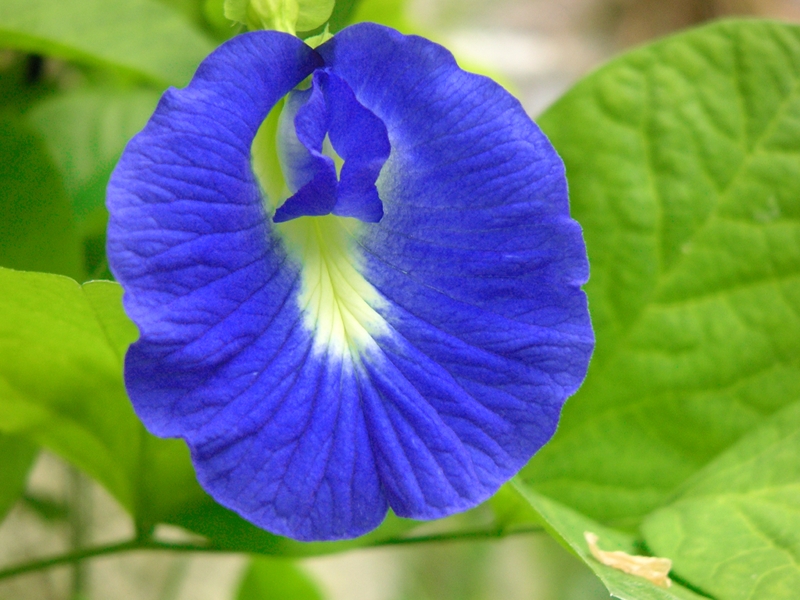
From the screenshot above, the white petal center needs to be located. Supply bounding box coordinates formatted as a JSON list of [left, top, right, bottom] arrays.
[[276, 215, 387, 356]]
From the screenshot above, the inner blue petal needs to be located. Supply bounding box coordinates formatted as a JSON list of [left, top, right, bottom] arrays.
[[273, 69, 390, 224], [274, 75, 338, 222], [277, 86, 326, 193], [325, 71, 389, 222]]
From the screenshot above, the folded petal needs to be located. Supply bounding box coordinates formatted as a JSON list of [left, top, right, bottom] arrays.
[[274, 69, 389, 223], [274, 76, 339, 222], [324, 71, 389, 222]]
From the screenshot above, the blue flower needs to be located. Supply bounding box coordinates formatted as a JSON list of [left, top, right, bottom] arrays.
[[106, 23, 594, 541]]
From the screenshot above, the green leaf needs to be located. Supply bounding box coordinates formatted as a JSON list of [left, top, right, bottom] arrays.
[[236, 557, 323, 600], [0, 53, 59, 112], [0, 268, 424, 552], [155, 0, 206, 28], [348, 0, 410, 34], [0, 269, 141, 511], [0, 268, 205, 529], [323, 0, 360, 33], [204, 0, 236, 35], [0, 268, 262, 538], [486, 483, 541, 531], [26, 88, 160, 226], [641, 400, 800, 599], [20, 491, 70, 522], [26, 87, 160, 277], [522, 19, 800, 527], [0, 0, 215, 87], [0, 113, 82, 279], [513, 483, 706, 600], [0, 434, 37, 523]]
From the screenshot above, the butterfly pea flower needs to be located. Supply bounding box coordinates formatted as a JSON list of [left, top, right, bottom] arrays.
[[106, 23, 594, 541]]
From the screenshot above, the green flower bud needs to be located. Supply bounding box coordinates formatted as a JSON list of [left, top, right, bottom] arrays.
[[224, 0, 334, 35]]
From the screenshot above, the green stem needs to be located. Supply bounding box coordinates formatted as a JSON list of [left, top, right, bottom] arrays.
[[0, 540, 215, 582], [0, 525, 543, 582], [366, 524, 544, 547]]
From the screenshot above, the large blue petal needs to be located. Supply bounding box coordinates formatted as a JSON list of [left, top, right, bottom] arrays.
[[107, 24, 593, 541], [107, 33, 387, 540], [317, 24, 594, 518]]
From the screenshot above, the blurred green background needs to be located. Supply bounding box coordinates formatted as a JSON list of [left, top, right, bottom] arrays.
[[1, 0, 799, 599]]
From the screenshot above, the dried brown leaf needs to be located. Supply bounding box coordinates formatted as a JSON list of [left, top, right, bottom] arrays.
[[584, 531, 672, 588]]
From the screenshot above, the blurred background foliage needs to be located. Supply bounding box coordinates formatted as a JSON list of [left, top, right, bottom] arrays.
[[1, 0, 799, 599]]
